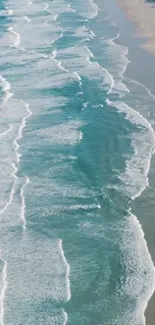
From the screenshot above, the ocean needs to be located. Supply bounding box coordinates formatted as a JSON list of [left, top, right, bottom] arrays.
[[0, 0, 155, 324]]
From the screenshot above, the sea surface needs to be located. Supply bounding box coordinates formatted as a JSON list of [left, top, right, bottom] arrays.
[[0, 0, 155, 324]]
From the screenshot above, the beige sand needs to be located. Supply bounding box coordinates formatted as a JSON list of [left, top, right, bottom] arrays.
[[117, 0, 155, 56]]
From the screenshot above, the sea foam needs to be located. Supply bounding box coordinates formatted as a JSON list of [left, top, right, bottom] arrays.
[[107, 99, 155, 199]]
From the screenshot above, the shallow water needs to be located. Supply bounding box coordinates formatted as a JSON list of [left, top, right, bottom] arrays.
[[0, 0, 155, 324]]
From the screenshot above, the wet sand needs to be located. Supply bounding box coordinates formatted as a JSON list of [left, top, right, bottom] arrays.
[[117, 0, 155, 56]]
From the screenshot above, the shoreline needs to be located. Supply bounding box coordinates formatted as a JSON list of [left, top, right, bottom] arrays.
[[112, 1, 155, 324], [96, 0, 155, 324], [117, 0, 155, 57]]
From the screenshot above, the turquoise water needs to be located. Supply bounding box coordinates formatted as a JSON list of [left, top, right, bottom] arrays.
[[0, 0, 155, 324]]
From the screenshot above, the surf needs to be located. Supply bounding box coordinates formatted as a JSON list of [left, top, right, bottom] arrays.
[[7, 27, 21, 48], [0, 0, 154, 324], [20, 176, 29, 230], [0, 259, 7, 325]]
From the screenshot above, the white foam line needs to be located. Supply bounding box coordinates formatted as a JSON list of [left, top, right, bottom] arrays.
[[87, 0, 99, 18], [24, 15, 31, 23], [0, 75, 13, 103], [84, 46, 94, 67], [5, 7, 14, 16], [74, 72, 82, 88], [106, 70, 115, 94], [85, 46, 94, 58], [0, 101, 31, 224], [89, 29, 96, 39], [68, 3, 75, 13], [51, 49, 57, 60], [51, 50, 69, 72], [44, 2, 50, 12], [110, 33, 130, 73], [3, 101, 32, 225], [107, 99, 155, 200], [0, 125, 11, 137], [7, 27, 21, 48], [111, 32, 120, 43], [59, 239, 71, 302], [40, 53, 48, 59], [20, 176, 29, 230], [51, 29, 63, 45], [82, 102, 89, 110], [131, 152, 152, 201], [92, 0, 100, 12], [88, 61, 114, 94], [63, 311, 68, 325], [15, 102, 32, 230], [129, 211, 155, 324], [0, 260, 7, 325], [27, 0, 33, 4], [0, 163, 17, 215], [86, 56, 92, 67], [57, 61, 69, 72], [67, 203, 101, 211], [75, 46, 114, 93], [80, 131, 83, 140], [105, 33, 130, 94], [53, 14, 58, 22], [92, 62, 114, 94], [7, 9, 13, 15], [14, 101, 32, 164]]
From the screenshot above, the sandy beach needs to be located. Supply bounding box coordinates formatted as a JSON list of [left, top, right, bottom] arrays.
[[117, 0, 155, 56]]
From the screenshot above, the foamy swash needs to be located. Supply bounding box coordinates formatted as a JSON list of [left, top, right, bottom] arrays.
[[0, 0, 155, 324], [0, 5, 33, 323], [104, 17, 155, 324], [0, 1, 73, 323]]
